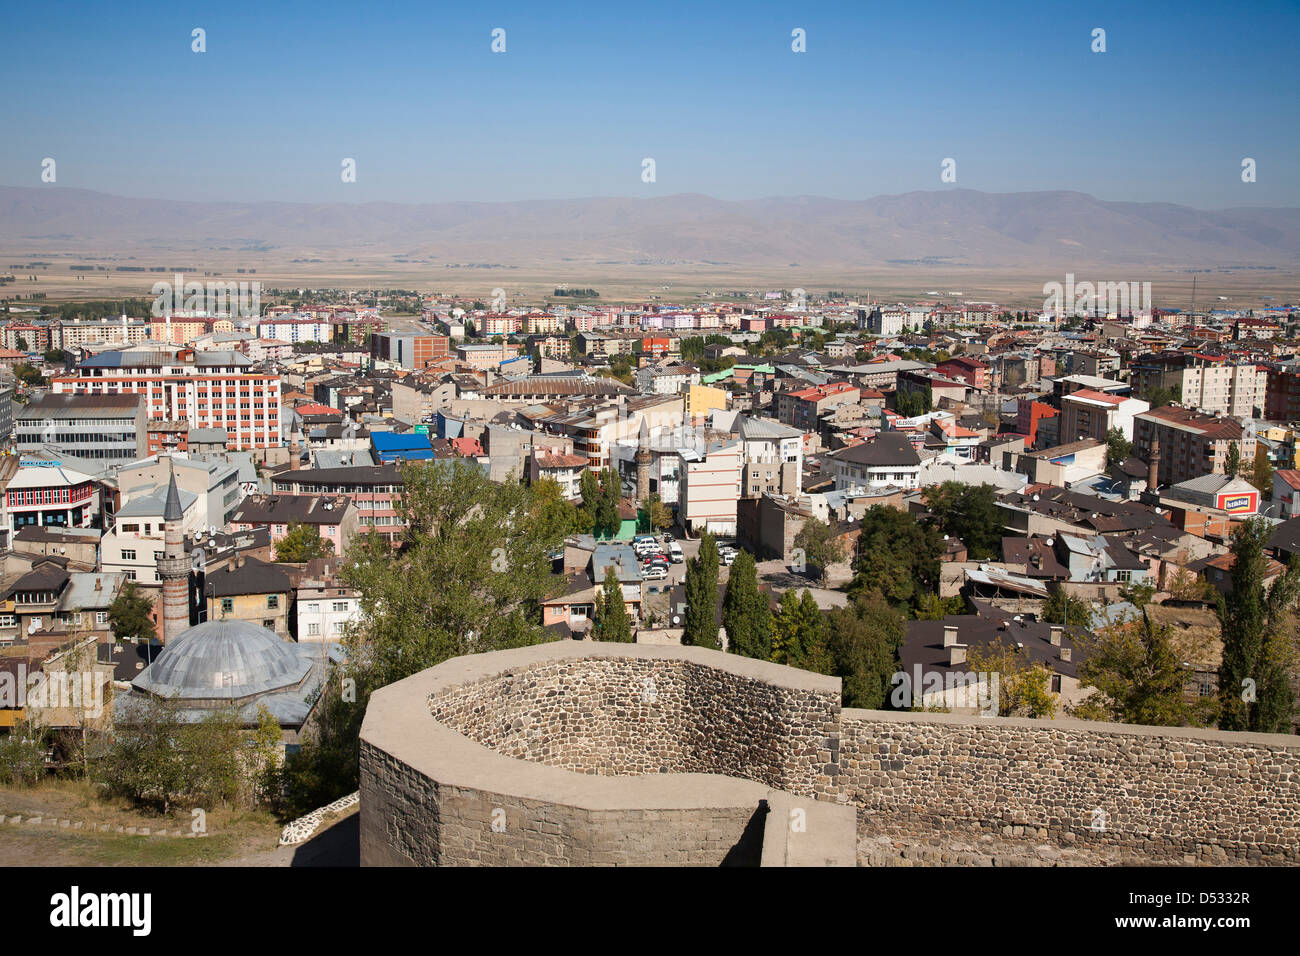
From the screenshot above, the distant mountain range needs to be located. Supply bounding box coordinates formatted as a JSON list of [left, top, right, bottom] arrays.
[[2, 185, 1297, 270]]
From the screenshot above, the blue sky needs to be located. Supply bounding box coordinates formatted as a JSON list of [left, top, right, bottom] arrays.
[[1, 0, 1296, 207]]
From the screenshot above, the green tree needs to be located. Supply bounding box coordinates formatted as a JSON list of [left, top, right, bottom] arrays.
[[722, 549, 770, 660], [850, 506, 943, 611], [923, 482, 1001, 561], [1225, 443, 1241, 479], [792, 517, 847, 586], [966, 642, 1059, 718], [1250, 450, 1274, 500], [15, 335, 28, 352], [594, 467, 622, 539], [645, 493, 673, 532], [1042, 585, 1094, 627], [684, 532, 720, 648], [1073, 612, 1194, 726], [1217, 518, 1299, 733], [0, 720, 49, 787], [825, 589, 905, 709], [108, 581, 157, 644], [1105, 427, 1132, 468], [530, 476, 580, 543], [274, 522, 335, 562], [594, 565, 632, 642]]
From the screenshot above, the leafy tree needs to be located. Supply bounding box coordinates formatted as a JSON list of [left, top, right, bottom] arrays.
[[1225, 443, 1241, 479], [0, 720, 49, 786], [1250, 449, 1274, 499], [913, 593, 967, 620], [683, 532, 720, 649], [274, 522, 335, 562], [645, 493, 673, 532], [594, 467, 622, 539], [1105, 427, 1132, 468], [722, 549, 770, 660], [825, 589, 905, 709], [13, 363, 45, 386], [923, 482, 1001, 561], [1073, 612, 1195, 726], [792, 517, 847, 586], [849, 506, 943, 611], [1042, 585, 1094, 627], [593, 565, 632, 642], [530, 476, 580, 543], [771, 589, 833, 674], [966, 642, 1059, 718], [15, 335, 28, 352], [42, 348, 65, 363], [108, 581, 157, 644], [1217, 518, 1299, 733]]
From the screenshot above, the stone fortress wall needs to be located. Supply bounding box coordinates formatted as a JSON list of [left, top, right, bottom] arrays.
[[359, 642, 1300, 866]]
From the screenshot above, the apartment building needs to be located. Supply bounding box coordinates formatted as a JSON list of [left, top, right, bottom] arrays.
[[824, 432, 922, 491], [1133, 406, 1257, 487], [1059, 389, 1150, 442], [678, 440, 743, 536], [15, 393, 147, 462], [776, 382, 859, 431], [272, 463, 406, 544], [1132, 352, 1264, 417], [733, 416, 803, 497], [371, 332, 451, 369], [49, 346, 282, 451]]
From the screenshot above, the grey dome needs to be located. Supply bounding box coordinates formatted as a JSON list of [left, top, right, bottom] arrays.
[[132, 619, 311, 702]]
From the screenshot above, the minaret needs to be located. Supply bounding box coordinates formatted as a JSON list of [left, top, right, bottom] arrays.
[[156, 461, 190, 643], [635, 417, 652, 505], [1147, 435, 1161, 489]]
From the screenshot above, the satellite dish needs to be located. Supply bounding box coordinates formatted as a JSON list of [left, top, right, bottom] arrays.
[[1032, 494, 1039, 501], [27, 619, 37, 634], [1045, 538, 1054, 547]]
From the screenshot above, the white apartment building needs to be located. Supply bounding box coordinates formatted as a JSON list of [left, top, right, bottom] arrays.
[[1180, 363, 1265, 418], [678, 440, 742, 536], [296, 586, 361, 641]]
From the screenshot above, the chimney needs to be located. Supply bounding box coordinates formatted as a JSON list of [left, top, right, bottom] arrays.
[[949, 644, 967, 666], [1049, 625, 1063, 646], [1060, 646, 1072, 663], [942, 624, 959, 647]]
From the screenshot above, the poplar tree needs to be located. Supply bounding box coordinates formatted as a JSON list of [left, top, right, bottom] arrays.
[[684, 532, 720, 649], [722, 549, 770, 660]]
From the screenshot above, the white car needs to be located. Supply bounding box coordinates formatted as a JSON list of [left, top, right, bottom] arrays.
[[642, 564, 668, 580], [720, 549, 737, 567], [668, 543, 684, 564]]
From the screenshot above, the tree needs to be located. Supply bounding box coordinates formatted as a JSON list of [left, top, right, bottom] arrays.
[[13, 363, 45, 386], [645, 493, 673, 532], [15, 335, 28, 352], [1225, 443, 1241, 479], [923, 482, 1001, 561], [825, 589, 905, 709], [722, 550, 770, 660], [341, 459, 561, 690], [274, 522, 335, 562], [966, 642, 1059, 718], [849, 506, 943, 611], [108, 581, 157, 644], [683, 532, 720, 649], [593, 565, 632, 642], [792, 517, 847, 586], [594, 467, 622, 539], [1217, 518, 1299, 733], [42, 348, 65, 363], [1042, 585, 1093, 627], [0, 720, 49, 786], [1105, 427, 1132, 469], [1073, 612, 1195, 726], [1250, 449, 1274, 499]]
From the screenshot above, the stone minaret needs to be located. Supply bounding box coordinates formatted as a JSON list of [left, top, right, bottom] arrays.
[[156, 462, 190, 643], [635, 417, 652, 505], [1147, 435, 1161, 489]]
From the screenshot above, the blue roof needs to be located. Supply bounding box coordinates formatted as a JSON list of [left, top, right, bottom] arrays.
[[371, 432, 433, 452]]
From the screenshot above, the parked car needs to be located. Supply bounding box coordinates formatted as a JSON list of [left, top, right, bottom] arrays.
[[719, 547, 737, 566], [661, 532, 675, 543], [642, 564, 668, 580], [668, 542, 684, 564]]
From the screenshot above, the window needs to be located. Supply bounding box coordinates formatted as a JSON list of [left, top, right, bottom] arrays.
[[1116, 570, 1132, 583], [221, 598, 233, 614], [267, 595, 279, 609], [95, 611, 108, 625], [125, 570, 136, 581], [263, 620, 275, 629], [1050, 675, 1062, 693], [121, 549, 137, 561], [307, 623, 320, 636], [154, 551, 163, 561]]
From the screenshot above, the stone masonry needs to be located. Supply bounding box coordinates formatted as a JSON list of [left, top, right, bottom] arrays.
[[359, 641, 1300, 866]]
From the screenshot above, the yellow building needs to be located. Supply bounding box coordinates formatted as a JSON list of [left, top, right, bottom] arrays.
[[686, 384, 728, 421]]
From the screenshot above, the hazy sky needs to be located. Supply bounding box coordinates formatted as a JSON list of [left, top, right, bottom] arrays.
[[2, 0, 1296, 207]]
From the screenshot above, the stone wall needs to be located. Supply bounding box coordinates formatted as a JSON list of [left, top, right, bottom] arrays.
[[840, 709, 1300, 864], [359, 642, 846, 866], [359, 642, 1300, 866]]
